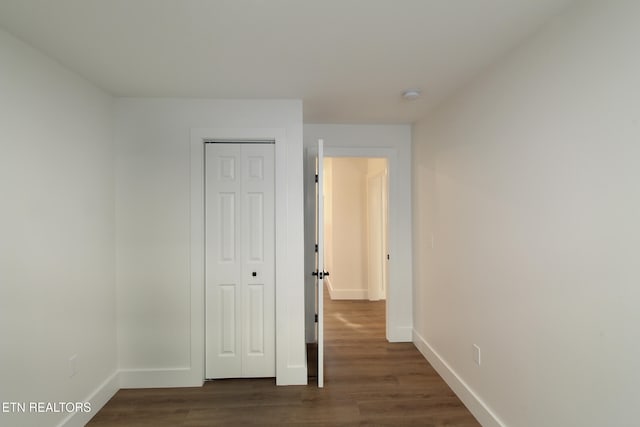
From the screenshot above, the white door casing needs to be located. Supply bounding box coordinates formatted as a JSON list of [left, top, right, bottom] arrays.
[[205, 142, 275, 379], [367, 169, 388, 301]]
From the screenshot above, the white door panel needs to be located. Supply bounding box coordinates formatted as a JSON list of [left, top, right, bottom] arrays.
[[206, 142, 275, 379], [316, 139, 325, 388]]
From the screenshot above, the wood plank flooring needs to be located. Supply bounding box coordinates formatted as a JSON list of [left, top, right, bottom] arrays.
[[88, 289, 480, 426]]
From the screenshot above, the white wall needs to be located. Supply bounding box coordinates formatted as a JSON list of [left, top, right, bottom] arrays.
[[412, 1, 640, 426], [323, 157, 335, 297], [115, 98, 306, 386], [0, 28, 117, 427], [304, 124, 412, 342]]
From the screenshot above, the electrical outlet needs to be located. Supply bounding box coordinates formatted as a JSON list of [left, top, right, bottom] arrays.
[[69, 354, 78, 378], [473, 345, 481, 366]]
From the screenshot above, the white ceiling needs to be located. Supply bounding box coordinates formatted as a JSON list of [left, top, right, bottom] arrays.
[[0, 0, 575, 123]]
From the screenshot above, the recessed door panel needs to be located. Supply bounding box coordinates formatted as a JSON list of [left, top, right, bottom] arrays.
[[247, 193, 264, 262], [206, 281, 241, 377], [247, 284, 265, 354], [219, 156, 236, 181], [219, 284, 237, 354], [247, 156, 264, 180], [219, 193, 236, 262]]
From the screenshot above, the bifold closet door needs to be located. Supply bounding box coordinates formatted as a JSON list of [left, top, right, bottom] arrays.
[[205, 142, 275, 379]]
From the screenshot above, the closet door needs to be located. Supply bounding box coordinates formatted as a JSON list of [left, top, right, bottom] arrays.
[[205, 143, 275, 379]]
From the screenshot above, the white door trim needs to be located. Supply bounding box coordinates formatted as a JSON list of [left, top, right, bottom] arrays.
[[190, 127, 287, 385], [367, 167, 388, 301]]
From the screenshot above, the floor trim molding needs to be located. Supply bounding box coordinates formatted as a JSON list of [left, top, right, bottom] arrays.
[[119, 367, 203, 389], [58, 371, 119, 427], [413, 330, 506, 427], [325, 277, 369, 300]]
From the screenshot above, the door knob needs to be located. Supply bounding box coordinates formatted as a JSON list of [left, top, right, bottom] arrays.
[[252, 272, 257, 277], [311, 270, 330, 279]]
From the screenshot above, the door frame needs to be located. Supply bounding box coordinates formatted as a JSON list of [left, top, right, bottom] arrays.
[[305, 146, 409, 343], [366, 166, 388, 301], [190, 127, 289, 385]]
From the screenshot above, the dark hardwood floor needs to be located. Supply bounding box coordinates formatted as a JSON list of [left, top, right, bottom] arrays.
[[88, 288, 480, 426]]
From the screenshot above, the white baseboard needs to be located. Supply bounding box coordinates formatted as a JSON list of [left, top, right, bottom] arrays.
[[326, 278, 368, 300], [60, 361, 307, 426], [117, 363, 306, 388], [388, 325, 413, 342], [412, 330, 506, 427], [119, 367, 203, 389], [276, 364, 308, 386], [58, 370, 119, 427]]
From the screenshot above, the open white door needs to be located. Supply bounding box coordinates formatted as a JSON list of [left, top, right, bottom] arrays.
[[315, 139, 326, 388]]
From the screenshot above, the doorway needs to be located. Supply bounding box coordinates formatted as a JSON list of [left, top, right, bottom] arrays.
[[322, 157, 388, 303], [304, 142, 412, 349], [303, 136, 414, 388], [307, 155, 390, 385]]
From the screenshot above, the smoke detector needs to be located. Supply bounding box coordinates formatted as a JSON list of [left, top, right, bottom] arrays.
[[402, 89, 421, 100]]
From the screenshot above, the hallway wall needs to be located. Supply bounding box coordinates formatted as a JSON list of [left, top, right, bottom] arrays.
[[412, 1, 640, 426], [324, 157, 369, 299]]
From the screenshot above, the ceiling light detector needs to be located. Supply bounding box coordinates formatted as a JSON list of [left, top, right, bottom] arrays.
[[402, 89, 421, 100]]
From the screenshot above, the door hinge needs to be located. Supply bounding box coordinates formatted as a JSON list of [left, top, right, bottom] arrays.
[[315, 244, 318, 252], [315, 314, 318, 323], [315, 174, 318, 183]]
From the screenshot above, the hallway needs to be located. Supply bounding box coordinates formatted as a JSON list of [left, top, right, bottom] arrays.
[[307, 288, 480, 425]]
